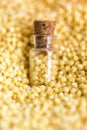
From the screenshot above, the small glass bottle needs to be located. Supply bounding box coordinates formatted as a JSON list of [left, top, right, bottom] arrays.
[[29, 20, 58, 86]]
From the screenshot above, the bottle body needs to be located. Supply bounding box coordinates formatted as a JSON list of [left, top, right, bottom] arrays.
[[29, 48, 58, 86]]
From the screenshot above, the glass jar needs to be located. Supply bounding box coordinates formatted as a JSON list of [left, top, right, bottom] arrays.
[[29, 35, 58, 86]]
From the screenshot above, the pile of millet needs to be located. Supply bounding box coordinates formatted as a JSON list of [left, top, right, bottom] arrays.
[[0, 0, 87, 130]]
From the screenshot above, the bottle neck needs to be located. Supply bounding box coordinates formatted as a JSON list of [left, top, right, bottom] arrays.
[[31, 35, 53, 49]]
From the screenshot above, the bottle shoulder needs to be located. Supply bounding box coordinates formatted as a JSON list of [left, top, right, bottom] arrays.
[[30, 48, 57, 53]]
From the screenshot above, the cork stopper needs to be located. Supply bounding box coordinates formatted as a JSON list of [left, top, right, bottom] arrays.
[[34, 20, 56, 35], [34, 20, 56, 48]]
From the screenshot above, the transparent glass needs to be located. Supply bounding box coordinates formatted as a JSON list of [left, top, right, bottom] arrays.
[[29, 35, 58, 86]]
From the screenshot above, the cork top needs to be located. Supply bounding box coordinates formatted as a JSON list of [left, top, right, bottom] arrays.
[[34, 20, 56, 35]]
